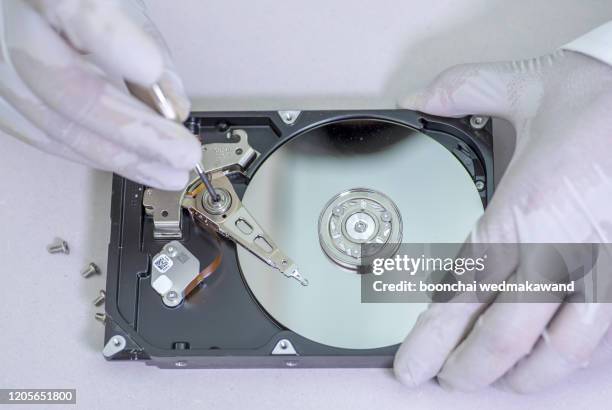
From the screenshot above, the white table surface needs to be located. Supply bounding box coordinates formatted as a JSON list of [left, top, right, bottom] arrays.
[[1, 0, 612, 409]]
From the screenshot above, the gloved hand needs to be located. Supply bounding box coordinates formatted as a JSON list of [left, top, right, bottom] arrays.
[[394, 50, 612, 392], [0, 0, 200, 190]]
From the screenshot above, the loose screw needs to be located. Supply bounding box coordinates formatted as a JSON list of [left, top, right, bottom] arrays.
[[81, 262, 101, 278], [47, 238, 69, 254], [93, 290, 106, 306]]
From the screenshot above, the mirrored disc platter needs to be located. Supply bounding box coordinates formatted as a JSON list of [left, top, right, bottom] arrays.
[[237, 119, 484, 349]]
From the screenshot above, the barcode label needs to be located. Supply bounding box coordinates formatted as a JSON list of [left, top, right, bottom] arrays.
[[153, 254, 173, 273]]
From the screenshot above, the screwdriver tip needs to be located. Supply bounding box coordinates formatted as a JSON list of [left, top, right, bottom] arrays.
[[194, 164, 220, 202]]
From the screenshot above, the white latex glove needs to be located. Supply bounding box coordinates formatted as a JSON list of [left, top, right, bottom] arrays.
[[394, 50, 612, 393], [0, 0, 200, 190]]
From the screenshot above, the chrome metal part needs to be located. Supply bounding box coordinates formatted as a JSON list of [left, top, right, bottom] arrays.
[[150, 241, 201, 307], [47, 238, 69, 254], [81, 262, 101, 278], [470, 115, 490, 130], [126, 81, 181, 122], [318, 188, 403, 270], [278, 110, 301, 125], [95, 312, 106, 323], [103, 335, 126, 358], [201, 188, 232, 215], [475, 180, 486, 191], [143, 189, 184, 239], [271, 339, 298, 355], [183, 173, 308, 286], [93, 290, 106, 306]]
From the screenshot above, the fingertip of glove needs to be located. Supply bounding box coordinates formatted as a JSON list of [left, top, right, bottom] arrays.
[[159, 175, 190, 191], [437, 366, 482, 393], [493, 376, 536, 395], [393, 364, 420, 388], [393, 353, 426, 388], [135, 167, 190, 191], [436, 375, 459, 392], [437, 370, 475, 393], [166, 126, 202, 169]]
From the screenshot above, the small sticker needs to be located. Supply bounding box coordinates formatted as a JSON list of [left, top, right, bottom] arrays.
[[152, 274, 173, 294], [153, 254, 173, 273]]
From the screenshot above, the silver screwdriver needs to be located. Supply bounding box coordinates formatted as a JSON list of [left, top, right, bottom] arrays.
[[126, 81, 220, 201]]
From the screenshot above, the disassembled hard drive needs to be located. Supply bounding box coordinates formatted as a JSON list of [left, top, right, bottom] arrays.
[[103, 110, 493, 367]]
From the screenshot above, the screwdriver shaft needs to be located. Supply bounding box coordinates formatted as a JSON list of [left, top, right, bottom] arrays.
[[195, 164, 220, 202]]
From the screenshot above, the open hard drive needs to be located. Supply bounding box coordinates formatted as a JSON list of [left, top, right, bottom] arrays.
[[103, 110, 493, 368]]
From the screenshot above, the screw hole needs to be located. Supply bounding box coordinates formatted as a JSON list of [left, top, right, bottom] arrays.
[[222, 214, 227, 219], [161, 210, 168, 217]]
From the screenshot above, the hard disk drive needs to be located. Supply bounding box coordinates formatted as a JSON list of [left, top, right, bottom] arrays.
[[103, 110, 493, 368]]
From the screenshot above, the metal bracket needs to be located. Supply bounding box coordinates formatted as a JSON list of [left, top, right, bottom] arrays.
[[271, 339, 298, 355], [150, 241, 201, 307], [103, 335, 127, 358], [143, 189, 184, 239], [182, 174, 308, 286]]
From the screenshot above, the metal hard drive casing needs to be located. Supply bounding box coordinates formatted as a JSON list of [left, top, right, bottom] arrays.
[[104, 110, 494, 368]]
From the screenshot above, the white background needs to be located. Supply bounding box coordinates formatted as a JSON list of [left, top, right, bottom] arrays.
[[1, 0, 612, 409]]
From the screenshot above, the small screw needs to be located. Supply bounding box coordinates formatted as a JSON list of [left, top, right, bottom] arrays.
[[470, 116, 489, 130], [279, 340, 288, 349], [166, 291, 178, 302], [217, 122, 229, 132], [81, 262, 101, 278], [47, 238, 69, 254], [279, 111, 300, 125], [112, 337, 122, 347], [186, 117, 199, 135], [93, 290, 106, 306], [95, 312, 107, 323], [475, 180, 486, 191]]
